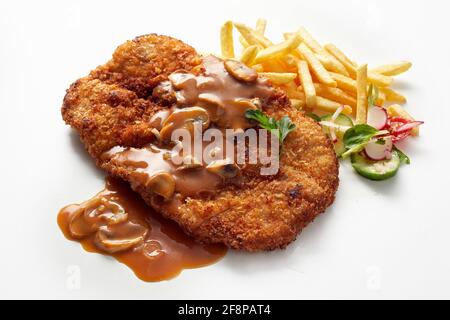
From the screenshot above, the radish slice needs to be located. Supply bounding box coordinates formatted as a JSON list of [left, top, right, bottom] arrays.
[[332, 106, 344, 121], [364, 137, 393, 161], [367, 106, 388, 130], [392, 121, 424, 134]]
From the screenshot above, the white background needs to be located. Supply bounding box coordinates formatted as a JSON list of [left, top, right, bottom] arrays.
[[0, 0, 449, 299]]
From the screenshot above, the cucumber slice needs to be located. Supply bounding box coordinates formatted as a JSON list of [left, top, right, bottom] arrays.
[[351, 151, 401, 181], [333, 139, 346, 157], [321, 114, 354, 157], [321, 114, 354, 136]]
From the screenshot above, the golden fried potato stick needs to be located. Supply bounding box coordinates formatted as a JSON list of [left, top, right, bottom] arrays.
[[367, 72, 394, 87], [279, 54, 300, 72], [234, 23, 273, 48], [259, 72, 297, 84], [220, 21, 235, 58], [261, 59, 289, 72], [298, 43, 336, 87], [254, 34, 301, 63], [256, 18, 267, 35], [324, 43, 394, 86], [290, 98, 306, 109], [387, 104, 419, 135], [240, 45, 259, 65], [298, 61, 317, 108], [314, 83, 357, 108], [283, 32, 333, 70], [251, 64, 264, 72], [371, 61, 412, 76], [316, 96, 352, 115], [356, 64, 368, 124], [295, 28, 349, 76], [324, 43, 357, 77], [381, 87, 407, 104], [281, 81, 305, 100], [330, 72, 357, 94]]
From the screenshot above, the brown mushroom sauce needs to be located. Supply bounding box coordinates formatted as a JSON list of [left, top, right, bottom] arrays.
[[58, 55, 277, 281], [58, 177, 227, 282]]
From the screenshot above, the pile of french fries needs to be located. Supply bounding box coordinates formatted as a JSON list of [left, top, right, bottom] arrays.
[[220, 19, 418, 133]]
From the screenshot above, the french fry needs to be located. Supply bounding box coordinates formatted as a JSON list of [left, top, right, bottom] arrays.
[[330, 72, 357, 94], [356, 64, 368, 124], [234, 23, 273, 48], [280, 54, 300, 72], [259, 72, 297, 84], [387, 104, 420, 136], [324, 43, 394, 87], [284, 32, 328, 65], [251, 64, 264, 72], [314, 83, 357, 108], [316, 96, 352, 115], [370, 61, 412, 76], [256, 18, 267, 35], [298, 61, 316, 108], [239, 36, 249, 48], [375, 89, 386, 106], [381, 87, 407, 104], [298, 43, 336, 87], [367, 71, 394, 87], [290, 98, 306, 109], [324, 43, 357, 78], [261, 59, 288, 72], [220, 21, 235, 58], [283, 33, 338, 74], [254, 34, 301, 63], [228, 20, 416, 136], [240, 45, 259, 65], [296, 28, 349, 76], [281, 81, 304, 100]]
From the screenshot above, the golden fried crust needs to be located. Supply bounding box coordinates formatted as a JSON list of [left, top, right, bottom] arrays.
[[62, 34, 201, 159], [125, 108, 339, 251], [62, 34, 339, 251], [91, 34, 201, 97]]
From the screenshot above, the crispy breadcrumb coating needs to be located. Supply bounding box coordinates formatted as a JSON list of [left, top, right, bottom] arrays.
[[62, 34, 339, 251]]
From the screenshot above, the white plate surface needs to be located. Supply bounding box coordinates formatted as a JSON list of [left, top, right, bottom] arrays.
[[0, 0, 449, 299]]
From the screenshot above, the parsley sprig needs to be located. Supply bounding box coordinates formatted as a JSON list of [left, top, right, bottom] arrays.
[[245, 109, 296, 145]]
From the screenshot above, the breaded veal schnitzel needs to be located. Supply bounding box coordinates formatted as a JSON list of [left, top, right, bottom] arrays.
[[62, 34, 339, 251]]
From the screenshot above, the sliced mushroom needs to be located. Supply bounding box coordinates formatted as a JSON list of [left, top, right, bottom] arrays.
[[95, 198, 128, 225], [250, 97, 262, 110], [232, 98, 260, 110], [196, 76, 216, 90], [224, 59, 258, 83], [149, 110, 171, 131], [152, 81, 176, 104], [150, 128, 161, 140], [216, 98, 259, 130], [159, 107, 210, 142], [169, 72, 197, 90], [94, 222, 147, 254], [198, 93, 224, 122], [206, 159, 240, 180], [209, 146, 223, 159], [142, 240, 165, 259], [176, 155, 203, 171], [68, 208, 96, 239], [162, 151, 172, 161], [146, 172, 176, 199]]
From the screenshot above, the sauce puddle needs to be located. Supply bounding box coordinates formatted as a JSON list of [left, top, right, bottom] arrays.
[[58, 177, 227, 282]]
